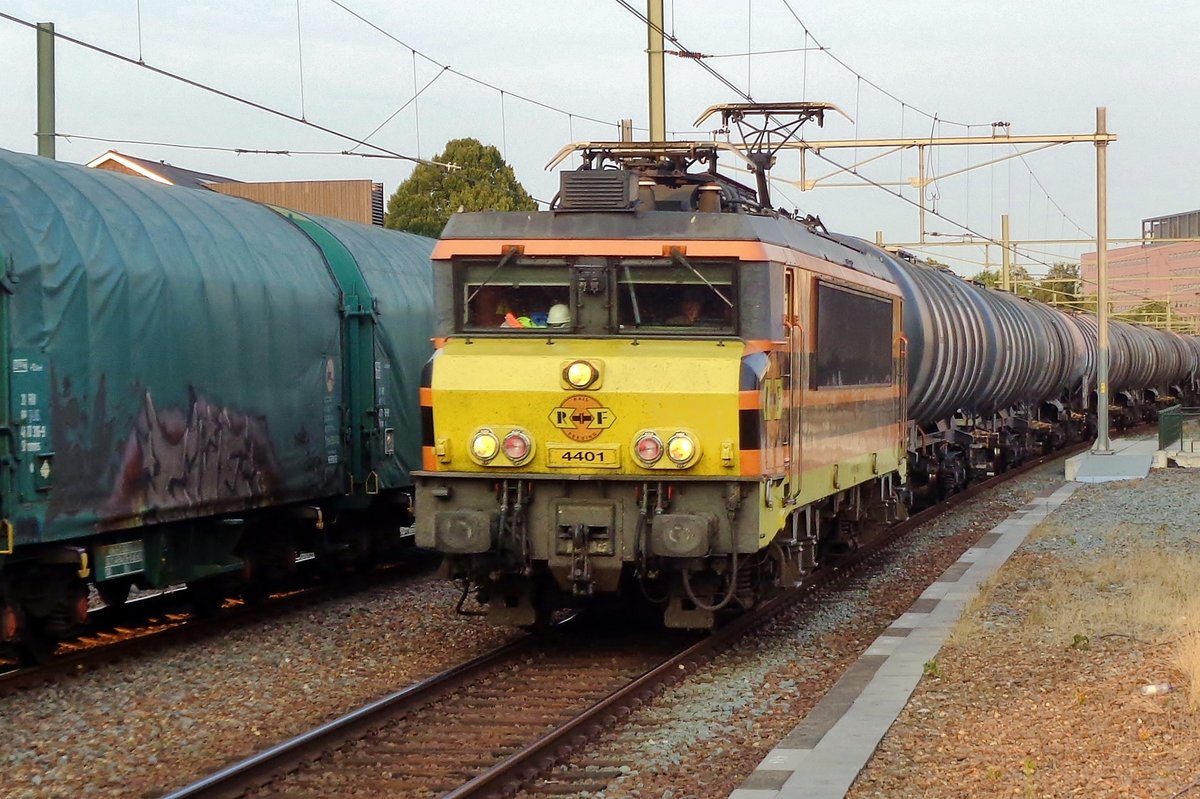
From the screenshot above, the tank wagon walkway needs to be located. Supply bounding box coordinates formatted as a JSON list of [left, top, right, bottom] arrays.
[[729, 481, 1082, 799]]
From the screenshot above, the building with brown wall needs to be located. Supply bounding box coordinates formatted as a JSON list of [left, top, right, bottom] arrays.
[[86, 150, 385, 226]]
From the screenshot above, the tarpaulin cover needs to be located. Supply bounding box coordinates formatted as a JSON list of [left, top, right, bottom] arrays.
[[302, 216, 433, 488], [0, 149, 431, 546]]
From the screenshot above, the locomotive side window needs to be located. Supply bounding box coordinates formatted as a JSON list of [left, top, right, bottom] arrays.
[[813, 282, 893, 388], [616, 261, 735, 332], [458, 261, 572, 330]]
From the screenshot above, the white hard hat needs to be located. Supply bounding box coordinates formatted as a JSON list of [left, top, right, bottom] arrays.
[[548, 303, 571, 326]]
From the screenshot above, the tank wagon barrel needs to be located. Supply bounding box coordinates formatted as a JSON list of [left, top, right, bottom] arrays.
[[0, 148, 433, 654]]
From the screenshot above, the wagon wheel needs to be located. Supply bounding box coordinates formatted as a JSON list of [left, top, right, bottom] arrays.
[[96, 578, 132, 608]]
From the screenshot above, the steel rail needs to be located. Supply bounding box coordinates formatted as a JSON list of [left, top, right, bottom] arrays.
[[159, 633, 544, 799], [159, 438, 1094, 799]]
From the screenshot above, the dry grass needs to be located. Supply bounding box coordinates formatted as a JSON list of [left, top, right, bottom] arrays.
[[1026, 545, 1200, 645], [1174, 599, 1200, 710], [951, 516, 1200, 709], [944, 573, 998, 647]]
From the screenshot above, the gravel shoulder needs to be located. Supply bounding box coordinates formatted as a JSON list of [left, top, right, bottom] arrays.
[[849, 467, 1200, 799], [11, 458, 1164, 799], [2, 575, 520, 799]]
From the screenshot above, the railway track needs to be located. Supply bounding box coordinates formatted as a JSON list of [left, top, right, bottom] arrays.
[[0, 548, 439, 696], [160, 443, 1088, 799]]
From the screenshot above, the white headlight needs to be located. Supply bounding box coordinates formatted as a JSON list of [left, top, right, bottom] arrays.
[[667, 432, 696, 465], [470, 430, 499, 462], [564, 360, 599, 389]]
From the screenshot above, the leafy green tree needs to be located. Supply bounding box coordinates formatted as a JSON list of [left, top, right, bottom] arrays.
[[969, 268, 999, 288], [1032, 262, 1081, 306], [385, 138, 537, 237], [969, 265, 1032, 295]]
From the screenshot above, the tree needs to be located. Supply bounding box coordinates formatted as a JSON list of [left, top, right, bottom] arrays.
[[385, 138, 537, 237], [968, 265, 1032, 295], [1032, 262, 1081, 306], [969, 268, 999, 288]]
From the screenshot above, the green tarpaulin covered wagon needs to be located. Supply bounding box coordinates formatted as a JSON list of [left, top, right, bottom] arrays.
[[0, 148, 433, 646]]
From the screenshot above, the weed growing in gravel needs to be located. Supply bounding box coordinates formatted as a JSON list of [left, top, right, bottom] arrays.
[[922, 659, 940, 679], [1022, 756, 1038, 799]]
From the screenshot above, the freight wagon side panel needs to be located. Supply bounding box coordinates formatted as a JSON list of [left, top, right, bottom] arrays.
[[308, 217, 434, 488], [0, 150, 345, 546]]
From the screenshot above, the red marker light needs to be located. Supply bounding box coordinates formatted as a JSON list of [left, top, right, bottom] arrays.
[[503, 431, 531, 463], [635, 433, 663, 464]]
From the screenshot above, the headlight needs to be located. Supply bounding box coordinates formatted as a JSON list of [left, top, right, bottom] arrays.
[[667, 432, 696, 465], [470, 429, 499, 462], [634, 432, 663, 465], [502, 430, 532, 464], [564, 360, 599, 389]]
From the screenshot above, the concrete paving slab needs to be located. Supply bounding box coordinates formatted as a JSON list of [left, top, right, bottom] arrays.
[[1065, 436, 1158, 482]]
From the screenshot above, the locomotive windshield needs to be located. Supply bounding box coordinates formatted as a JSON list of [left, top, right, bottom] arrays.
[[454, 257, 736, 335], [616, 260, 735, 333], [460, 261, 572, 330]]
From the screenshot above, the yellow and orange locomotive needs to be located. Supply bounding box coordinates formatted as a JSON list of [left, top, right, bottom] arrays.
[[415, 137, 908, 628]]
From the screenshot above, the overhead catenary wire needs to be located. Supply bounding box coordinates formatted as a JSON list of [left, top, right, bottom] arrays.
[[0, 11, 439, 167], [611, 0, 754, 102], [671, 45, 823, 59], [53, 132, 442, 161], [348, 65, 449, 154], [809, 148, 1074, 275], [1011, 144, 1093, 238], [325, 0, 632, 132], [777, 0, 991, 130], [773, 2, 1090, 253]]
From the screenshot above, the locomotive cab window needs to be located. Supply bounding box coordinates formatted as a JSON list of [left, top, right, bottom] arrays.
[[813, 282, 893, 388], [616, 260, 735, 333], [458, 261, 572, 331]]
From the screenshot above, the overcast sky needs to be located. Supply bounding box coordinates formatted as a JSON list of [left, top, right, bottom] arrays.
[[2, 1, 1196, 275]]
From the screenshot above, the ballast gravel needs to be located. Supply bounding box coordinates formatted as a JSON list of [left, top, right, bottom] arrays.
[[4, 459, 1116, 799], [1, 574, 520, 799], [515, 463, 1067, 798]]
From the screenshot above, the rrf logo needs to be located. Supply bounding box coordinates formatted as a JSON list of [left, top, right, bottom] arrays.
[[549, 395, 616, 442]]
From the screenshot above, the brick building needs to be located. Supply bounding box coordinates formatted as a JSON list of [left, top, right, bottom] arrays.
[[1082, 210, 1200, 321]]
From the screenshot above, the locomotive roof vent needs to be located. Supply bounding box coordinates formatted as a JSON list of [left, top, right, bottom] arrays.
[[557, 169, 638, 212]]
